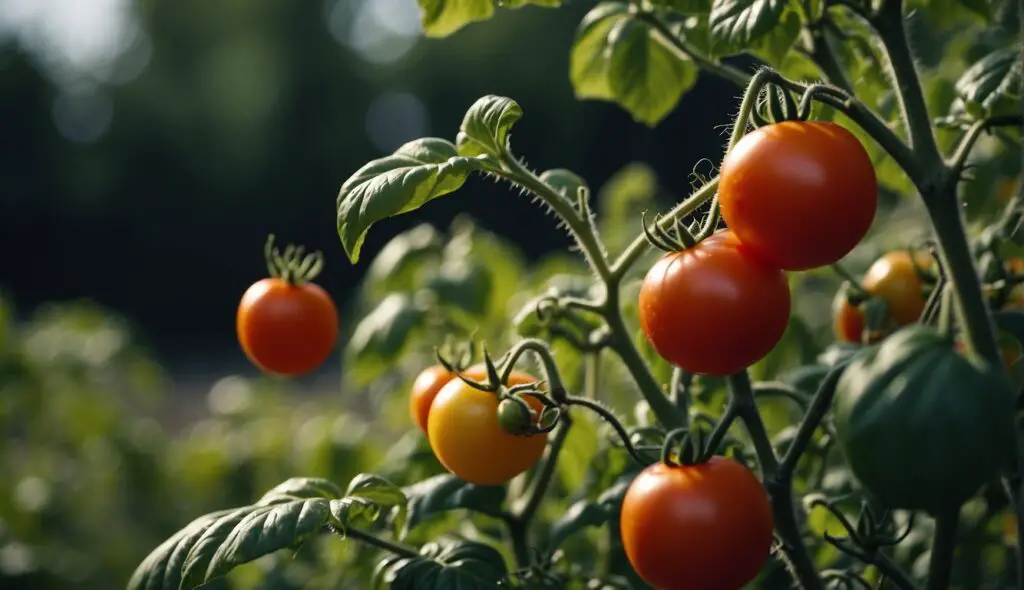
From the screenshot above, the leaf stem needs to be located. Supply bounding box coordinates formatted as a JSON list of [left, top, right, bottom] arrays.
[[564, 395, 655, 465], [925, 508, 960, 590], [328, 525, 419, 559], [498, 157, 614, 282], [947, 115, 1024, 175], [727, 371, 824, 590], [780, 362, 850, 474]]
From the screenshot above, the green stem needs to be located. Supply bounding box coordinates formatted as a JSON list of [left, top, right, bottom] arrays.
[[947, 115, 1023, 173], [499, 338, 566, 393], [331, 525, 419, 559], [638, 12, 752, 88], [781, 362, 849, 474], [699, 69, 776, 240], [566, 395, 654, 465], [499, 157, 613, 282], [924, 191, 1002, 366], [514, 416, 572, 524], [610, 177, 719, 282], [727, 372, 825, 590], [505, 516, 531, 569], [925, 508, 960, 590], [584, 352, 600, 400], [873, 551, 921, 590], [604, 297, 685, 429], [870, 0, 942, 171]]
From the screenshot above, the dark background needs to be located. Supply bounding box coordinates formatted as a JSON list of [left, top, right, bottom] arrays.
[[0, 0, 740, 382]]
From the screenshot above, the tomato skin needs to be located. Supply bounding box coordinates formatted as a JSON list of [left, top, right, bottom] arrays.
[[237, 278, 339, 375], [639, 230, 791, 375], [862, 251, 929, 326], [718, 121, 878, 271], [409, 365, 455, 435], [427, 365, 548, 486], [620, 457, 774, 590]]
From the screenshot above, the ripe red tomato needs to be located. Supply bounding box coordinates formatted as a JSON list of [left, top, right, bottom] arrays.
[[237, 278, 339, 376], [862, 251, 930, 326], [427, 365, 548, 486], [638, 230, 791, 375], [620, 457, 774, 590], [409, 365, 455, 435], [718, 121, 878, 271]]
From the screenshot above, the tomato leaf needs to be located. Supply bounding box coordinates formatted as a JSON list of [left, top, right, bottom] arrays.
[[256, 477, 345, 504], [337, 138, 483, 264], [126, 509, 236, 590], [374, 536, 508, 590], [547, 500, 613, 552], [401, 474, 506, 537], [570, 4, 698, 126], [709, 0, 788, 46], [456, 95, 523, 159], [416, 0, 496, 38], [425, 259, 494, 317], [539, 169, 589, 201], [648, 0, 712, 12], [745, 9, 800, 65], [345, 474, 409, 537], [952, 46, 1023, 116], [365, 224, 444, 297], [500, 0, 562, 7], [347, 294, 427, 385]]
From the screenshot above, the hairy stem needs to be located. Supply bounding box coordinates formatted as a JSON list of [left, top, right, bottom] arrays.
[[728, 371, 824, 590], [870, 0, 942, 170], [611, 177, 719, 281], [925, 508, 960, 590], [947, 115, 1024, 174], [499, 157, 613, 282], [781, 362, 849, 474], [329, 525, 420, 559]]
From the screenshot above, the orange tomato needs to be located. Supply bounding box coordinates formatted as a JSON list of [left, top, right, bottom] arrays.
[[237, 278, 339, 375], [409, 365, 455, 435], [861, 251, 931, 326], [427, 365, 548, 486]]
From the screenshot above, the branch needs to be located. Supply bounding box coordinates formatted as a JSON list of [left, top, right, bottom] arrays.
[[925, 508, 960, 590], [781, 361, 850, 474], [947, 114, 1024, 175], [328, 525, 420, 559], [514, 416, 572, 524]]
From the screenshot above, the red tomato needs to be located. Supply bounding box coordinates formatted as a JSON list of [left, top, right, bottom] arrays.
[[409, 365, 455, 435], [718, 121, 878, 271], [237, 278, 339, 375], [833, 295, 865, 344], [638, 230, 791, 375], [427, 365, 548, 486], [620, 457, 775, 590]]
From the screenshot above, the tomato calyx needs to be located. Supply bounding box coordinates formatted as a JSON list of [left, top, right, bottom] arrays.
[[263, 234, 325, 286], [804, 494, 915, 560], [659, 414, 738, 468], [640, 209, 698, 252]]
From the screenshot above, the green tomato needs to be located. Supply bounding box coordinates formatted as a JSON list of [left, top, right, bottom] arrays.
[[833, 325, 1016, 515]]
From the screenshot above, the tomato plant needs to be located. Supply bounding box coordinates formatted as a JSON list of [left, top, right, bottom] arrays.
[[123, 0, 1024, 589], [719, 121, 878, 271], [236, 236, 339, 376]]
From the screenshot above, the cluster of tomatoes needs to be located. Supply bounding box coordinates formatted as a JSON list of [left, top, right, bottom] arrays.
[[626, 122, 878, 589], [639, 121, 878, 377]]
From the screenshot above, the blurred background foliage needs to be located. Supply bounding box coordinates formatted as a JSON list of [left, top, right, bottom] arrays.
[[0, 0, 1020, 588]]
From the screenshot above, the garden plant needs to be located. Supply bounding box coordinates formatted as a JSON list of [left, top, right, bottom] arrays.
[[125, 0, 1023, 588]]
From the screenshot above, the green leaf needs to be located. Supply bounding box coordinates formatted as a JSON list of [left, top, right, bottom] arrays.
[[402, 474, 506, 537], [365, 224, 444, 296], [953, 46, 1023, 114], [958, 0, 991, 20], [256, 477, 344, 504], [346, 474, 409, 536], [570, 4, 698, 126], [374, 537, 508, 590], [539, 169, 589, 201], [417, 0, 495, 38], [425, 259, 494, 317], [337, 138, 483, 263], [709, 0, 788, 45], [650, 0, 713, 12], [500, 0, 561, 7], [557, 410, 600, 491], [178, 499, 332, 589], [570, 3, 631, 101], [127, 509, 236, 590], [606, 18, 699, 126], [455, 95, 523, 158], [746, 9, 800, 65], [347, 294, 427, 384]]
